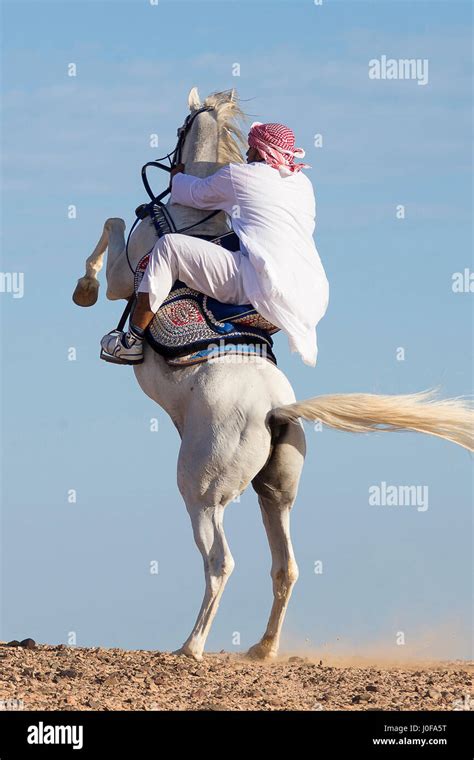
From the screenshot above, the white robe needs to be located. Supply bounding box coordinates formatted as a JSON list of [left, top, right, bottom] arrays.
[[170, 161, 329, 366]]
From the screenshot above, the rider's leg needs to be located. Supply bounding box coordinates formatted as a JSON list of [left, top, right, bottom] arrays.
[[138, 232, 247, 309], [101, 233, 246, 364], [130, 292, 155, 330]]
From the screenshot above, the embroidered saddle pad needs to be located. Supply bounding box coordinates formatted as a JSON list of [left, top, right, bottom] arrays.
[[134, 233, 279, 367]]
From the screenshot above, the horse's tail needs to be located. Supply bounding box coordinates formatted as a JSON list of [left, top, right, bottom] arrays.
[[270, 389, 473, 452]]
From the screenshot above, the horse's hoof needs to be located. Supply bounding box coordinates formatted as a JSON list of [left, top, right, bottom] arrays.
[[73, 277, 99, 307], [105, 217, 126, 233], [246, 642, 278, 661], [172, 646, 203, 662]]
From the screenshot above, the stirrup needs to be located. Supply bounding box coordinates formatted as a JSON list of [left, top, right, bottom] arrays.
[[100, 348, 135, 365]]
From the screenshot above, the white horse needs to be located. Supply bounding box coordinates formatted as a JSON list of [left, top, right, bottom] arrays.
[[73, 88, 473, 661]]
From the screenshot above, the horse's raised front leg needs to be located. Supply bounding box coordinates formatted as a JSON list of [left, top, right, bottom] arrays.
[[72, 217, 126, 306], [247, 419, 306, 660], [174, 500, 235, 661]]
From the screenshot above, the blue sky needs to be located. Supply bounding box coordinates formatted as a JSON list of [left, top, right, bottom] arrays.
[[1, 0, 472, 660]]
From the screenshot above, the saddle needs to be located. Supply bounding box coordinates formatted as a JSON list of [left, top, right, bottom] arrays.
[[134, 232, 280, 367]]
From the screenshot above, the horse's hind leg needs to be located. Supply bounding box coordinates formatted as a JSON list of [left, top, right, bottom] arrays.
[[174, 414, 272, 661], [174, 499, 235, 661], [247, 419, 306, 660]]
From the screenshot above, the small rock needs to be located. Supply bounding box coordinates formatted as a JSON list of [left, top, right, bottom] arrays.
[[352, 693, 371, 703], [20, 638, 36, 649], [366, 684, 378, 692], [6, 640, 21, 647], [266, 698, 283, 708], [57, 668, 78, 679], [102, 675, 120, 687], [86, 699, 102, 710], [288, 656, 305, 663]]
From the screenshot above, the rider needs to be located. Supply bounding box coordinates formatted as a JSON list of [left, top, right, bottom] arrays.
[[101, 122, 329, 367]]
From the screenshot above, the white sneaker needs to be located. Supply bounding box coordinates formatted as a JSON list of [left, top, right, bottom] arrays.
[[100, 329, 144, 365]]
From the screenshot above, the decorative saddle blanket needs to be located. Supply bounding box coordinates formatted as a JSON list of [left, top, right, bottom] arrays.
[[134, 232, 280, 367]]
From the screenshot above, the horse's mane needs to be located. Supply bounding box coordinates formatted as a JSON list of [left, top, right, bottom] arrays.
[[202, 89, 247, 164]]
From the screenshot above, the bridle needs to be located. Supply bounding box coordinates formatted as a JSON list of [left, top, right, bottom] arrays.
[[125, 105, 221, 274], [111, 106, 224, 335]]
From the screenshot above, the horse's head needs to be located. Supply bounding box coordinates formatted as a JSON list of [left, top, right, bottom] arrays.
[[166, 87, 246, 237], [72, 88, 247, 307], [179, 86, 246, 172]]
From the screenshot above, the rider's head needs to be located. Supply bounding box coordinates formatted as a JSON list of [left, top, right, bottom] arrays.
[[246, 122, 309, 176]]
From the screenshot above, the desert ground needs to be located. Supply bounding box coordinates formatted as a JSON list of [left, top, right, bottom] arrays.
[[0, 641, 472, 711]]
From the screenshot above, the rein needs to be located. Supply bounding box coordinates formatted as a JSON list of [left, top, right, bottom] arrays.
[[124, 105, 221, 275], [117, 105, 222, 332]]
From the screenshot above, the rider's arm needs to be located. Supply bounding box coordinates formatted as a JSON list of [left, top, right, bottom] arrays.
[[170, 165, 234, 211]]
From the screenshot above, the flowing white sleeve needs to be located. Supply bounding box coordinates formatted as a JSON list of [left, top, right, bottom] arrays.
[[170, 165, 234, 211]]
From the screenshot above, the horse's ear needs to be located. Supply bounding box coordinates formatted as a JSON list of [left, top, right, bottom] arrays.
[[188, 87, 201, 111], [228, 88, 236, 102]]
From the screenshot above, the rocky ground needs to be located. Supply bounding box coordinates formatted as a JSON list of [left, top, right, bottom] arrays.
[[0, 641, 472, 711]]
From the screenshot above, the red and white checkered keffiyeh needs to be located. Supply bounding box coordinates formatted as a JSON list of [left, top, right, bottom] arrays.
[[248, 122, 310, 177]]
